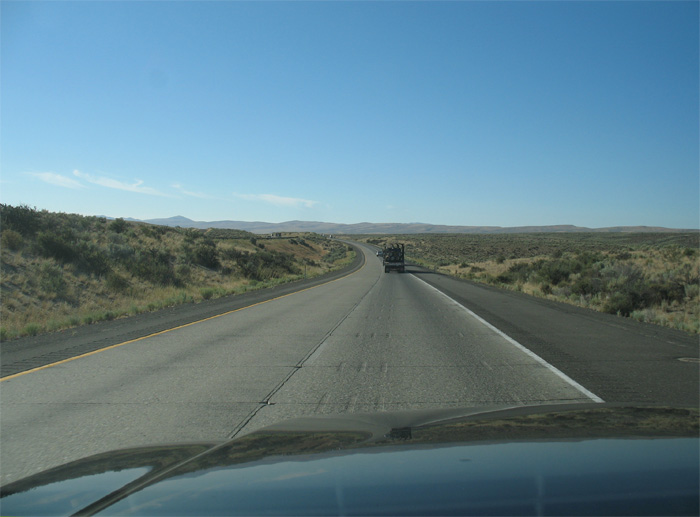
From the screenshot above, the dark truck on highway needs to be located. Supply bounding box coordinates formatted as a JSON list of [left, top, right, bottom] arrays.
[[383, 244, 405, 273]]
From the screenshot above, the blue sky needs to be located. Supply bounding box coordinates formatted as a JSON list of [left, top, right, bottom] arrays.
[[2, 1, 698, 228]]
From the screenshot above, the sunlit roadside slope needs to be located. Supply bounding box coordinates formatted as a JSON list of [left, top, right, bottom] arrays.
[[0, 205, 353, 340]]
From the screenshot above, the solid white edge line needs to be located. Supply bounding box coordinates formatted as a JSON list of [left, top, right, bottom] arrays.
[[411, 274, 605, 404]]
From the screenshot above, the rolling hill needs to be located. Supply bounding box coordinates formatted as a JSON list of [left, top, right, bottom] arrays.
[[137, 217, 693, 235]]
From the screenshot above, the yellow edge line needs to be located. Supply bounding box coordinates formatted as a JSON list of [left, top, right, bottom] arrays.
[[1, 255, 366, 382]]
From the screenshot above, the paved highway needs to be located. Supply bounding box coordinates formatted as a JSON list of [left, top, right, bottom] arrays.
[[1, 242, 696, 485], [409, 262, 699, 409]]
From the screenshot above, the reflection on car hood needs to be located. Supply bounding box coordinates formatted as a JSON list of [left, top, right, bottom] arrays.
[[2, 404, 698, 516]]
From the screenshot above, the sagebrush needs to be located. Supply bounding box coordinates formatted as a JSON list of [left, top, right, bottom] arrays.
[[359, 232, 700, 333], [1, 204, 354, 340]]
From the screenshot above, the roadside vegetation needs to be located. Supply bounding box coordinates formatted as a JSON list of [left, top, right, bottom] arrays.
[[0, 204, 354, 340], [360, 233, 700, 334]]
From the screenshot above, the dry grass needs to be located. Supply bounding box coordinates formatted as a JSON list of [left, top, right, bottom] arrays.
[[357, 233, 700, 334], [0, 206, 354, 340], [437, 251, 700, 333]]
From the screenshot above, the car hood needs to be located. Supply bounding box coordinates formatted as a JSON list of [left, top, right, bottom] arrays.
[[1, 404, 698, 516]]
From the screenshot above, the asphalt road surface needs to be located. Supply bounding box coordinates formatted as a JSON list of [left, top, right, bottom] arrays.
[[1, 242, 697, 485]]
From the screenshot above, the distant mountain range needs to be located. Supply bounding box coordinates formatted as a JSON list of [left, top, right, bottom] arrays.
[[130, 216, 693, 234]]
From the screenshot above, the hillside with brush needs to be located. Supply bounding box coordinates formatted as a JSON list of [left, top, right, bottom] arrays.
[[361, 233, 700, 333], [0, 204, 354, 340]]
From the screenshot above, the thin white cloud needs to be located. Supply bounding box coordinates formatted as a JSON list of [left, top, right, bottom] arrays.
[[73, 170, 171, 197], [235, 193, 318, 209], [172, 183, 213, 199], [27, 172, 86, 190]]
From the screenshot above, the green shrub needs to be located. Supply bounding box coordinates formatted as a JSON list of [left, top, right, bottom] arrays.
[[604, 292, 639, 316], [108, 218, 128, 234], [183, 228, 203, 243], [37, 232, 77, 263], [535, 259, 577, 286], [500, 262, 532, 284], [323, 245, 348, 264], [220, 246, 246, 261], [238, 250, 298, 280], [23, 323, 41, 336], [577, 251, 605, 266], [175, 263, 192, 281], [601, 266, 650, 315], [140, 224, 174, 240], [39, 263, 67, 297], [685, 283, 700, 300], [37, 229, 111, 276], [108, 243, 136, 262], [74, 241, 111, 276], [105, 272, 130, 292], [571, 273, 603, 296], [132, 248, 179, 286], [495, 272, 513, 284], [0, 204, 41, 236], [141, 263, 178, 286], [36, 227, 110, 276], [1, 229, 23, 251], [661, 245, 684, 264], [643, 281, 685, 306], [192, 240, 220, 269]]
